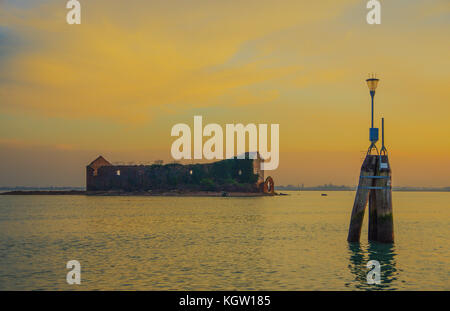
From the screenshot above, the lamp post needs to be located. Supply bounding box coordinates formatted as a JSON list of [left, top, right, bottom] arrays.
[[366, 75, 380, 151]]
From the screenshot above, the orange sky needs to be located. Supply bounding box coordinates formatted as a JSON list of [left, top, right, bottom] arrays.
[[0, 0, 449, 187]]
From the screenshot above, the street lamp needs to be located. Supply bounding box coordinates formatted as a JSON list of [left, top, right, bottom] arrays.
[[366, 75, 380, 146]]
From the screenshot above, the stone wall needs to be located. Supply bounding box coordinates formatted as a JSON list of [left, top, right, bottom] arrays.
[[86, 157, 262, 192]]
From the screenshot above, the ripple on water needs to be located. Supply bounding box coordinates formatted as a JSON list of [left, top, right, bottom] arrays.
[[0, 192, 449, 290]]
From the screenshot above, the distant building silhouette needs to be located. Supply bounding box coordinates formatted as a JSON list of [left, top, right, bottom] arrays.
[[86, 154, 274, 194]]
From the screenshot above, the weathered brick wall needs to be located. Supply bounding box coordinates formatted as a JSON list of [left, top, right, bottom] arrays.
[[86, 158, 262, 192]]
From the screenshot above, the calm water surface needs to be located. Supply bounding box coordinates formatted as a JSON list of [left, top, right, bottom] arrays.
[[0, 191, 448, 290]]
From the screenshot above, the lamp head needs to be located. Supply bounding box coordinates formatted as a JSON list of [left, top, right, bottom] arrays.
[[366, 74, 380, 93]]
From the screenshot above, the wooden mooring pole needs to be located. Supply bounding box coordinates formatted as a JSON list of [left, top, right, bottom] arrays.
[[348, 154, 394, 243], [347, 155, 377, 242], [348, 77, 394, 243], [370, 155, 394, 243]]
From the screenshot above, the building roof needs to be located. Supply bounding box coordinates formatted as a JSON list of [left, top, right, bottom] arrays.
[[87, 156, 112, 169]]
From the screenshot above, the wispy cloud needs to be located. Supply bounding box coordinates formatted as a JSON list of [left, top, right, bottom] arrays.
[[0, 0, 449, 186]]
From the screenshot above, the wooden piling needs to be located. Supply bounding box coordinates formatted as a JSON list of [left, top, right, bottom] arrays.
[[349, 154, 394, 243], [370, 155, 394, 243], [347, 155, 377, 242], [368, 185, 378, 241]]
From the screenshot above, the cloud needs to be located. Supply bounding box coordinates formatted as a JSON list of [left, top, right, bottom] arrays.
[[0, 0, 356, 123], [1, 0, 449, 186]]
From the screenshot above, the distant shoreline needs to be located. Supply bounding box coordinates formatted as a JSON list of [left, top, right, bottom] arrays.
[[276, 187, 450, 192], [0, 190, 86, 195], [2, 185, 449, 193], [1, 189, 449, 196], [0, 190, 275, 197]]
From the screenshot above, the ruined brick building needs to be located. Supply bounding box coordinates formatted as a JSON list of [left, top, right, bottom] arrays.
[[86, 154, 274, 194]]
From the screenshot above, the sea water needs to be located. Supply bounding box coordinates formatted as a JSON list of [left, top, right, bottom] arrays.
[[0, 191, 448, 290]]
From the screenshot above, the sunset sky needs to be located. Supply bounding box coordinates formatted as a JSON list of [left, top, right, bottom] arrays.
[[0, 0, 449, 187]]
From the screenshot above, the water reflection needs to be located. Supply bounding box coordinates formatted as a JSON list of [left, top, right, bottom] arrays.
[[347, 243, 366, 287], [2, 192, 448, 290], [347, 242, 398, 290]]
